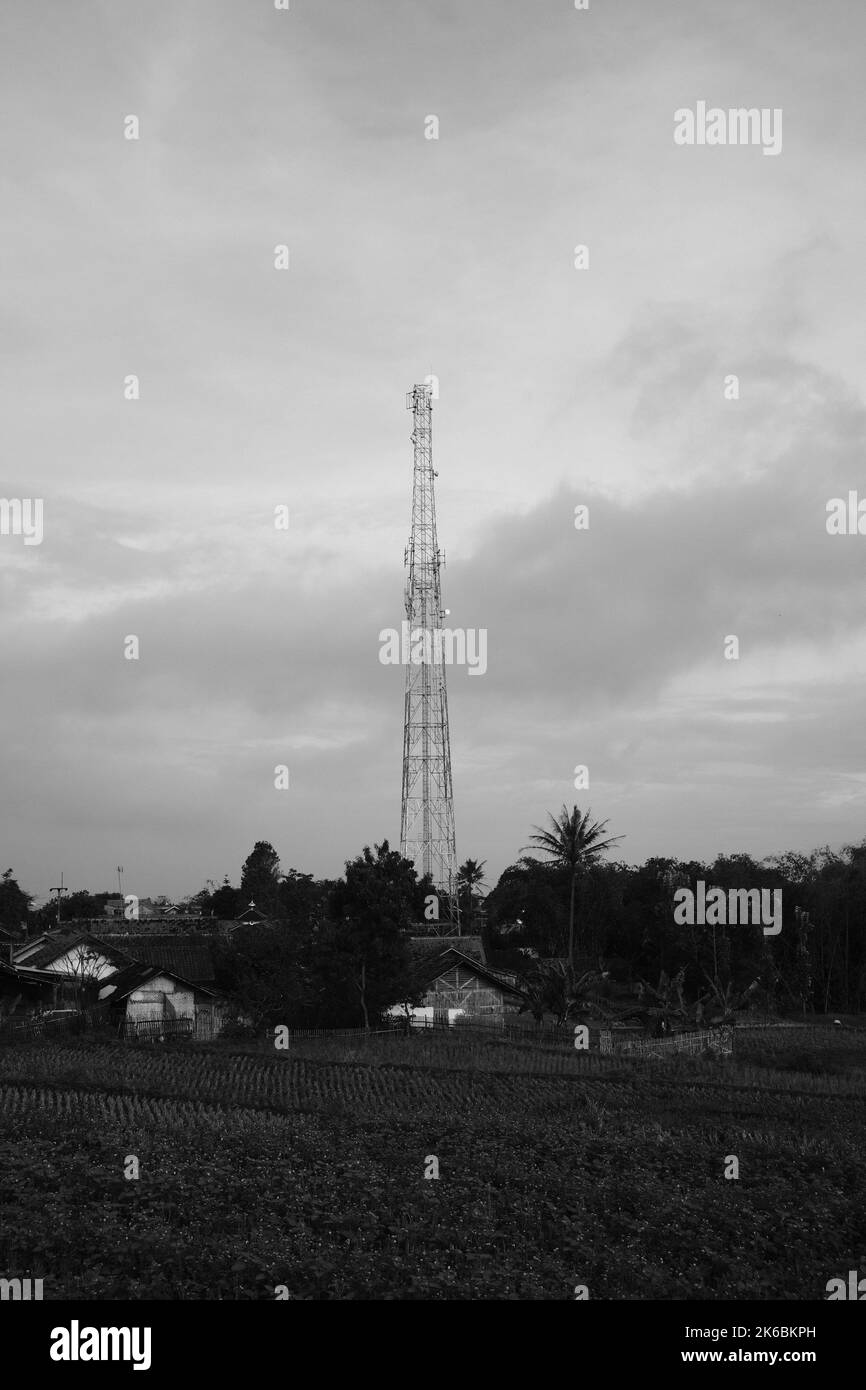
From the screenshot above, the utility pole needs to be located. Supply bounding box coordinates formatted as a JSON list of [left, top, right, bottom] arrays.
[[49, 872, 69, 928], [399, 384, 458, 930]]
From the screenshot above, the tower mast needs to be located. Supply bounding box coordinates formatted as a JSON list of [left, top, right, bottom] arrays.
[[400, 384, 458, 928]]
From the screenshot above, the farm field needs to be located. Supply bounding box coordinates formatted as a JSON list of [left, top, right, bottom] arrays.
[[0, 1024, 863, 1300]]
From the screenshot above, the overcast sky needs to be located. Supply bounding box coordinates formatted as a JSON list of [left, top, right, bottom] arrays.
[[3, 0, 866, 905]]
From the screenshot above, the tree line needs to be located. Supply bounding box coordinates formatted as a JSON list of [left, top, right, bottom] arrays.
[[485, 809, 866, 1019], [3, 805, 865, 1026]]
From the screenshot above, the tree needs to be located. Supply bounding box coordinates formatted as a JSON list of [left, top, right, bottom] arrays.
[[413, 870, 439, 922], [240, 842, 282, 919], [697, 971, 761, 1026], [524, 806, 623, 981], [187, 886, 215, 917], [210, 878, 241, 919], [64, 891, 112, 922], [485, 858, 569, 957], [517, 958, 609, 1028], [325, 841, 418, 1028], [62, 944, 109, 1009], [278, 869, 334, 934], [635, 966, 761, 1034], [635, 967, 693, 1035], [0, 870, 32, 933], [28, 889, 113, 933], [790, 906, 814, 1015], [456, 858, 486, 931], [213, 924, 313, 1028]]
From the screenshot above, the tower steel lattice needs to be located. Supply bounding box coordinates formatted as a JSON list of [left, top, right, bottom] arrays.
[[400, 384, 458, 923]]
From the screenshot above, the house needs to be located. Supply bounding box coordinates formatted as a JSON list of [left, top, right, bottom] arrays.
[[393, 946, 527, 1028], [7, 927, 227, 1037], [97, 963, 225, 1039], [218, 902, 274, 940], [232, 901, 271, 928], [11, 931, 136, 1005]]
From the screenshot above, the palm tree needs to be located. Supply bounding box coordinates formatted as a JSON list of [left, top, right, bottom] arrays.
[[456, 858, 487, 931], [523, 805, 622, 982]]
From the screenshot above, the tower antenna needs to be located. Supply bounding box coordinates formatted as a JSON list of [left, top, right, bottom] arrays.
[[400, 384, 459, 930]]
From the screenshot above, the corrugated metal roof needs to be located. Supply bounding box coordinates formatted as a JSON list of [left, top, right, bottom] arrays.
[[98, 961, 218, 1002], [414, 947, 526, 997], [97, 963, 156, 999]]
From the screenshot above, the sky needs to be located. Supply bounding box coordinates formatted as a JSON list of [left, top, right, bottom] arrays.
[[2, 0, 866, 905]]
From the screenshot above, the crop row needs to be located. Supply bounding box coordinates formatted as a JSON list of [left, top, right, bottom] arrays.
[[0, 1082, 298, 1135], [1, 1072, 864, 1301], [1, 1036, 864, 1122], [0, 1044, 625, 1122]]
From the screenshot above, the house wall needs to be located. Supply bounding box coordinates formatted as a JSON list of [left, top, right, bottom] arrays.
[[40, 949, 117, 981], [127, 974, 195, 1022], [124, 974, 223, 1036], [126, 988, 166, 1024], [422, 966, 522, 1022]]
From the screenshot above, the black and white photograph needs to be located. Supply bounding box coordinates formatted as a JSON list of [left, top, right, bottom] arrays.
[[1, 0, 864, 1358]]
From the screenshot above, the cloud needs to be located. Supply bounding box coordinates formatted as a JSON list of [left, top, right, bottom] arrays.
[[3, 0, 866, 899]]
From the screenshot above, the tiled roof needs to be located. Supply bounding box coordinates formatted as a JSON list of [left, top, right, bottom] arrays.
[[99, 935, 217, 985], [408, 934, 485, 967], [13, 931, 134, 972], [13, 930, 73, 962]]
